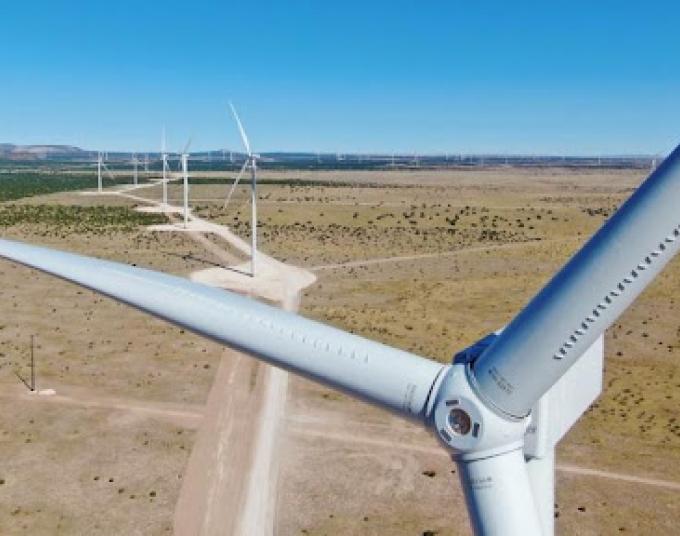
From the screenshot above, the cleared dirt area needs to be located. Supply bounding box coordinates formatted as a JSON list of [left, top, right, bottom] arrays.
[[1, 165, 679, 534]]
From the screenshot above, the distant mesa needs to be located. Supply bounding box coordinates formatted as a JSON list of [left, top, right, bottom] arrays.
[[0, 143, 86, 160]]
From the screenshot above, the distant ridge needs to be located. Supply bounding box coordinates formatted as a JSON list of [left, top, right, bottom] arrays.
[[0, 143, 658, 169], [0, 144, 86, 160]]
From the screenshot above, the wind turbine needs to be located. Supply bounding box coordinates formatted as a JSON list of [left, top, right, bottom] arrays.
[[96, 152, 117, 191], [161, 127, 169, 206], [180, 139, 192, 227], [97, 151, 103, 192], [222, 102, 258, 277], [2, 145, 680, 535], [132, 153, 138, 187]]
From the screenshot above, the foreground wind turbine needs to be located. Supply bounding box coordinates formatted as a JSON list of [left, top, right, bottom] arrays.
[[2, 145, 680, 534], [222, 102, 258, 277]]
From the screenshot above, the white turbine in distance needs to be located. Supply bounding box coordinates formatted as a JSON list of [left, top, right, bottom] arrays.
[[161, 127, 169, 207], [96, 151, 117, 192], [222, 102, 258, 277], [97, 151, 103, 192], [2, 146, 680, 535], [180, 139, 192, 227], [132, 153, 139, 187]]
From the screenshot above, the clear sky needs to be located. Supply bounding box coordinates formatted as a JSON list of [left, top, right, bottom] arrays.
[[1, 1, 679, 155]]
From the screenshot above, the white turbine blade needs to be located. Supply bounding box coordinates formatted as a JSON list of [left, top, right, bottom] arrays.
[[0, 238, 443, 421], [473, 144, 680, 418], [222, 159, 249, 209], [161, 126, 167, 154], [457, 448, 543, 535], [229, 101, 251, 156], [101, 162, 116, 182], [182, 137, 192, 156]]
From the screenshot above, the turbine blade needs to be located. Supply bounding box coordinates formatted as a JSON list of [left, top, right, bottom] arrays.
[[182, 137, 192, 156], [101, 162, 116, 182], [473, 144, 680, 418], [229, 101, 251, 156], [223, 159, 249, 209], [0, 238, 443, 422]]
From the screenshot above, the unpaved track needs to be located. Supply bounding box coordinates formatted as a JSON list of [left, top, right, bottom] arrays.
[[96, 185, 315, 535], [310, 238, 568, 271], [0, 381, 204, 429], [287, 412, 680, 493], [173, 350, 268, 535], [236, 292, 299, 534], [557, 464, 680, 492]]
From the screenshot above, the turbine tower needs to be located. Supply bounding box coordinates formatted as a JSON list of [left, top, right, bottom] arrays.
[[97, 151, 103, 192], [132, 153, 138, 187], [3, 145, 680, 535], [161, 127, 169, 206], [180, 139, 191, 227]]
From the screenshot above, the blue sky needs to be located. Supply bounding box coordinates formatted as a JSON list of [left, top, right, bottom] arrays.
[[1, 1, 679, 155]]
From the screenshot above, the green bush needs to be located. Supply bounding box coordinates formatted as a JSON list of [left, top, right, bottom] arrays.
[[0, 173, 97, 201], [0, 205, 166, 233]]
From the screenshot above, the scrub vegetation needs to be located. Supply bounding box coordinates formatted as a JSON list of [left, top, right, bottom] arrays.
[[0, 173, 97, 202], [0, 204, 166, 233]]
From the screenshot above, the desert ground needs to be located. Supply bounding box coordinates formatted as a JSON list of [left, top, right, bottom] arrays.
[[0, 165, 679, 535]]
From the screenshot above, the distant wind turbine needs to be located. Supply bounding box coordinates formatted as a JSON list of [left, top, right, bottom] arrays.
[[180, 139, 192, 227], [161, 127, 169, 206], [222, 102, 259, 277]]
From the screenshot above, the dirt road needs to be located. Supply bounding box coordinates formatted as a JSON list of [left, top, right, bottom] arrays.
[[286, 410, 680, 492], [310, 238, 568, 271], [102, 185, 316, 535]]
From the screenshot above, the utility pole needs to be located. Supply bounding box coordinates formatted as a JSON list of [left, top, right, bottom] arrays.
[[30, 334, 36, 392]]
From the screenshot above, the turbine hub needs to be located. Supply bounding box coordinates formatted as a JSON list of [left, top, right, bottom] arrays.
[[430, 363, 528, 461]]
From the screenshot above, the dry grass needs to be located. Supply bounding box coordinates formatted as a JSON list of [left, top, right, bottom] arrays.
[[0, 165, 678, 534]]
